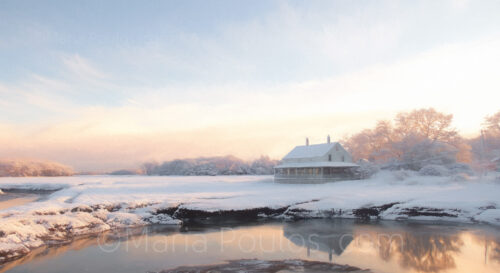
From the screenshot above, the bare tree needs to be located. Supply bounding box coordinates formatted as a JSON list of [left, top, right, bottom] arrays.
[[0, 159, 74, 177], [343, 108, 471, 169], [394, 108, 458, 143], [469, 110, 500, 163], [484, 111, 500, 135]]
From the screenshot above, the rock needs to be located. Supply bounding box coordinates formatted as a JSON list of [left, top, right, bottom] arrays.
[[158, 259, 371, 273]]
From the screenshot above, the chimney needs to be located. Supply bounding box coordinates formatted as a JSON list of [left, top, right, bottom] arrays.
[[327, 135, 331, 144], [306, 137, 309, 146]]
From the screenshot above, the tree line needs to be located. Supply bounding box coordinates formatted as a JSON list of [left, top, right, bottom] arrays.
[[0, 159, 74, 177], [342, 108, 500, 172], [141, 155, 279, 176]]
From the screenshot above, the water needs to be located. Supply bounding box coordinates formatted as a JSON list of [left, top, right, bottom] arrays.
[[1, 219, 499, 273], [0, 192, 40, 210]]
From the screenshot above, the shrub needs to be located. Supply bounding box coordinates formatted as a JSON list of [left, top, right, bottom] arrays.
[[392, 170, 413, 181], [418, 164, 450, 176], [353, 159, 379, 179]]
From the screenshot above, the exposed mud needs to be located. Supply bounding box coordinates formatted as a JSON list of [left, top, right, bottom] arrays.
[[157, 259, 371, 273]]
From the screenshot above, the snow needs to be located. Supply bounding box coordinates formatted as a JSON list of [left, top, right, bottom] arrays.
[[274, 162, 358, 168], [474, 209, 500, 223], [283, 143, 337, 159], [1, 172, 500, 262]]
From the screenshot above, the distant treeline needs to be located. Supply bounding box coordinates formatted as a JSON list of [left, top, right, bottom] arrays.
[[140, 155, 279, 176], [0, 159, 74, 177]]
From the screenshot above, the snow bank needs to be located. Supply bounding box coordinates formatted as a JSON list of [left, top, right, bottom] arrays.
[[1, 172, 500, 263]]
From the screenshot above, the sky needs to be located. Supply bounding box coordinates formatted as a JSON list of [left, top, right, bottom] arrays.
[[1, 0, 500, 171]]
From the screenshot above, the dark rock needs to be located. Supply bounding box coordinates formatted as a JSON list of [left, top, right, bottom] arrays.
[[157, 259, 371, 273], [155, 206, 180, 216], [174, 206, 289, 222], [71, 205, 93, 213], [353, 203, 399, 219], [400, 207, 459, 218]]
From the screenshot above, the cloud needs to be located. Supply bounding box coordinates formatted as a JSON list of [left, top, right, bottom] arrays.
[[2, 35, 500, 171], [1, 1, 500, 170], [62, 54, 107, 81]]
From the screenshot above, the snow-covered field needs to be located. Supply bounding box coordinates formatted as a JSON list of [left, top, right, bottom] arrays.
[[1, 171, 500, 263]]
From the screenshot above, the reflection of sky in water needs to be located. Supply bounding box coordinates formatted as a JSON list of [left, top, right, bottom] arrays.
[[0, 193, 40, 210], [1, 220, 499, 273]]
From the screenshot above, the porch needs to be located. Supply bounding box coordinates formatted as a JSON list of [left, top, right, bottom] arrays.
[[274, 166, 357, 184]]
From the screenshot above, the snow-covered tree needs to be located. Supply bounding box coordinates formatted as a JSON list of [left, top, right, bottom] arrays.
[[352, 159, 379, 179], [394, 108, 458, 143], [418, 164, 450, 176], [0, 159, 74, 177], [343, 108, 472, 172], [469, 110, 500, 164], [142, 155, 279, 176], [484, 111, 500, 135]]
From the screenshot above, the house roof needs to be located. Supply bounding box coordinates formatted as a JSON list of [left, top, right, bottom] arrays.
[[492, 156, 500, 163], [274, 161, 358, 169], [283, 143, 338, 160]]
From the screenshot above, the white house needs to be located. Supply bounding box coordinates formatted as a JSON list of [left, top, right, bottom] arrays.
[[274, 136, 359, 184]]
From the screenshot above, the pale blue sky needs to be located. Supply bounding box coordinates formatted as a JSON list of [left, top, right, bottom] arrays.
[[1, 0, 500, 170]]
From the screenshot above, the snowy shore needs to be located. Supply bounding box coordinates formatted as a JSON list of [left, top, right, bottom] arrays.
[[1, 172, 500, 263]]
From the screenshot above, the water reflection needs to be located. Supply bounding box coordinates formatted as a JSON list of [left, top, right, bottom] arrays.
[[1, 220, 499, 273], [472, 232, 500, 265], [0, 193, 40, 210], [489, 239, 500, 263], [0, 225, 179, 273], [284, 219, 355, 260], [377, 229, 463, 272], [283, 220, 499, 273]]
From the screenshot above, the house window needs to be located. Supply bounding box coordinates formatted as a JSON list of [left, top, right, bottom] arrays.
[[328, 155, 332, 161], [341, 155, 345, 162]]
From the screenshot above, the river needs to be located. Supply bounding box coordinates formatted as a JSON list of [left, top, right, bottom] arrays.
[[0, 219, 499, 273]]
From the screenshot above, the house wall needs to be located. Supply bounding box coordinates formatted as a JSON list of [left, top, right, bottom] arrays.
[[274, 167, 358, 184]]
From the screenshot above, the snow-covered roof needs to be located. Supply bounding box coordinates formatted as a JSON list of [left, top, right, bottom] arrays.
[[492, 156, 500, 163], [274, 161, 359, 169], [283, 143, 338, 160]]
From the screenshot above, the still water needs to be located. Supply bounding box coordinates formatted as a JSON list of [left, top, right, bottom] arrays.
[[1, 219, 499, 273], [0, 192, 40, 210]]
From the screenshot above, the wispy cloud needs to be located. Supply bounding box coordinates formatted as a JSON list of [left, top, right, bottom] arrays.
[[61, 54, 107, 81], [2, 35, 500, 171], [1, 1, 500, 170]]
